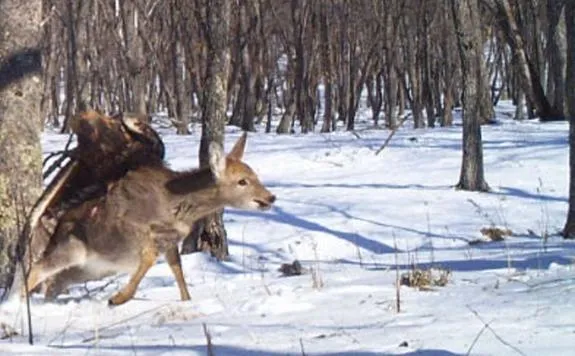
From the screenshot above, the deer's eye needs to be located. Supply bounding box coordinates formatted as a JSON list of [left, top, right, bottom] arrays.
[[238, 179, 248, 186]]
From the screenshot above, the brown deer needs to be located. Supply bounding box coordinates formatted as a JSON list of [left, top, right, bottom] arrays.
[[23, 133, 276, 305]]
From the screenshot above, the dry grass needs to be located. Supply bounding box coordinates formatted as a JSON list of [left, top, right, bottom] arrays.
[[153, 305, 204, 326], [400, 266, 451, 291], [469, 226, 513, 245], [0, 322, 17, 340], [311, 267, 324, 290]]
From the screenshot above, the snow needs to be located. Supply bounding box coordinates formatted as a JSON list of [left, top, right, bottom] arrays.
[[2, 101, 575, 355]]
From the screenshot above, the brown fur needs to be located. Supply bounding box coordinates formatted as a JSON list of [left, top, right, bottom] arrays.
[[19, 110, 166, 298], [24, 133, 275, 305]]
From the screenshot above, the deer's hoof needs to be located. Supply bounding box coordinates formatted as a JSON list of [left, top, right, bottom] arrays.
[[108, 292, 131, 306]]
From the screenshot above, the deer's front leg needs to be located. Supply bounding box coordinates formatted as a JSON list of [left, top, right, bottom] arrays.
[[109, 246, 158, 306], [149, 222, 191, 301], [165, 245, 191, 301]]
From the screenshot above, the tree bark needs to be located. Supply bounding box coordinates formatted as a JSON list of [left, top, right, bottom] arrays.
[[546, 0, 566, 115], [0, 1, 43, 290], [181, 0, 231, 259], [320, 1, 334, 133], [562, 1, 575, 238], [451, 0, 489, 192], [277, 56, 296, 134], [494, 0, 561, 120], [60, 0, 78, 133]]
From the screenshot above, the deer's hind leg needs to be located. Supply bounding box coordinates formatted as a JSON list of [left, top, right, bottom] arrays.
[[108, 245, 158, 306], [24, 231, 88, 299]]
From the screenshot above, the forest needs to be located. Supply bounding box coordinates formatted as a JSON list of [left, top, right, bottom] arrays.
[[38, 0, 568, 132], [0, 0, 575, 354]]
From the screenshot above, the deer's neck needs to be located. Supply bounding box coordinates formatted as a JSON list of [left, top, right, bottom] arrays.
[[167, 168, 225, 223]]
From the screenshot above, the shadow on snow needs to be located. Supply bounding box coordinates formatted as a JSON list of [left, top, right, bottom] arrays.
[[50, 343, 462, 356]]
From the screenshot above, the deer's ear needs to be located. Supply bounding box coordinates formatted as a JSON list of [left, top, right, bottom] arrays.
[[227, 132, 247, 161], [208, 142, 226, 180]]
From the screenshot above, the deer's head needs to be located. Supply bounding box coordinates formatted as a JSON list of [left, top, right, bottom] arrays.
[[209, 132, 276, 211], [166, 132, 276, 212]]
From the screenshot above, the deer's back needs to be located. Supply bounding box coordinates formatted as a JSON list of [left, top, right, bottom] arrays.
[[55, 165, 179, 257]]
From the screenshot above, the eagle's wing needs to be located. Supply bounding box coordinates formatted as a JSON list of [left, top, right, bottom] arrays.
[[25, 110, 165, 263]]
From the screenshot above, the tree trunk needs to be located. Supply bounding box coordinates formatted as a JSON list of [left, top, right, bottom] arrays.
[[562, 1, 575, 238], [495, 0, 561, 120], [129, 7, 148, 117], [320, 1, 334, 133], [292, 0, 314, 133], [60, 0, 78, 133], [398, 76, 406, 118], [181, 0, 231, 259], [367, 71, 383, 127], [514, 91, 526, 120], [277, 57, 296, 134], [385, 66, 398, 129], [422, 13, 435, 128], [546, 0, 566, 115], [442, 84, 455, 127], [0, 0, 43, 290], [451, 0, 489, 192]]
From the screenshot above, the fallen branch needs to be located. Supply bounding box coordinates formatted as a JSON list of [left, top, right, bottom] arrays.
[[375, 113, 412, 156], [466, 305, 526, 356]]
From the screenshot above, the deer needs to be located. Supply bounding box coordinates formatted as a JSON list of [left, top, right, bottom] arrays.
[[22, 132, 276, 305]]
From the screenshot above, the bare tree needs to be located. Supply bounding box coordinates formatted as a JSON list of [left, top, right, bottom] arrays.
[[486, 0, 562, 120], [546, 0, 566, 115], [0, 1, 43, 290], [451, 0, 489, 191], [181, 0, 232, 259], [562, 0, 575, 238]]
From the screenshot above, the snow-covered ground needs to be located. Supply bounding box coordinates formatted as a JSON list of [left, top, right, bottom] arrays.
[[1, 102, 574, 355]]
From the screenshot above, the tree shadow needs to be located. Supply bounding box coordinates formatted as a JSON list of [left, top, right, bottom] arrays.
[[369, 247, 575, 273], [226, 182, 575, 274], [50, 343, 462, 356], [240, 197, 471, 247], [226, 238, 291, 265], [358, 131, 566, 153], [228, 206, 396, 254], [266, 181, 452, 191], [495, 186, 567, 203]]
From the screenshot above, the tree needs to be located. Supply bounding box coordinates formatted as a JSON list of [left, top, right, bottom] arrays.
[[546, 0, 566, 115], [451, 0, 489, 192], [181, 0, 231, 259], [562, 1, 575, 238], [0, 1, 43, 290], [485, 0, 563, 121]]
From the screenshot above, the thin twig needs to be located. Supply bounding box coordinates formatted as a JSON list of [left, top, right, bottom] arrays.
[[466, 323, 489, 356], [63, 132, 75, 151], [42, 133, 75, 180], [81, 304, 169, 343], [375, 113, 411, 156], [80, 277, 121, 298], [466, 305, 526, 356], [393, 232, 401, 313], [42, 150, 68, 167], [299, 338, 307, 356], [203, 323, 214, 356], [42, 153, 73, 181], [14, 187, 34, 345]]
